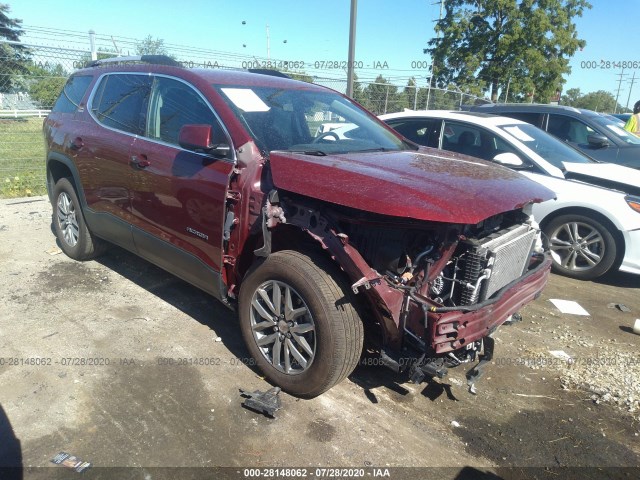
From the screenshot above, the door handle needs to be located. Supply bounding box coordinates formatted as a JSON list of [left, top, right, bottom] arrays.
[[130, 155, 151, 169]]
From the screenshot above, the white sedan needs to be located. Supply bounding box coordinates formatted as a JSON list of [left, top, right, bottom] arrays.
[[380, 110, 640, 280]]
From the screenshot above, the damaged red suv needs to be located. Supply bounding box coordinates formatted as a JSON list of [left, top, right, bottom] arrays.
[[44, 56, 554, 398]]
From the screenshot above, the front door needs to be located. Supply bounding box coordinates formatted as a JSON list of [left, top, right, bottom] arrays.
[[128, 76, 235, 297]]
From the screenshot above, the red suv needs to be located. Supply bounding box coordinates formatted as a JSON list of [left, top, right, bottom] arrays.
[[44, 56, 554, 397]]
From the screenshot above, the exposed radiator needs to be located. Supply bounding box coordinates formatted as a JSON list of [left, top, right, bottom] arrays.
[[459, 224, 537, 305]]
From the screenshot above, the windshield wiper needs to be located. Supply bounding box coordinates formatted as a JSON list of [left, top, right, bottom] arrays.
[[288, 150, 327, 156], [353, 147, 389, 153]]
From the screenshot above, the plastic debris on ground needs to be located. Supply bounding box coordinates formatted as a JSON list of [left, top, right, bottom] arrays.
[[50, 452, 91, 473], [240, 386, 282, 417]]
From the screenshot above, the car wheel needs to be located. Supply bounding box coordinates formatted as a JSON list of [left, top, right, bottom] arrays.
[[52, 177, 106, 260], [543, 214, 617, 280], [238, 250, 364, 398]]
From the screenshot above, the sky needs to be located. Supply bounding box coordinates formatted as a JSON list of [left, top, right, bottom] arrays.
[[8, 0, 640, 107]]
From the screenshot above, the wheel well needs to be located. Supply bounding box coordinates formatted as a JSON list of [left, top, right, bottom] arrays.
[[539, 206, 626, 266], [47, 160, 76, 191], [237, 225, 384, 349]]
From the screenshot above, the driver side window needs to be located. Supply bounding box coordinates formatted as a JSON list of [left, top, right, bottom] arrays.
[[147, 77, 224, 146]]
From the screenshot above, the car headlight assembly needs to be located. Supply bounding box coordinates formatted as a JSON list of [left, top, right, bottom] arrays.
[[625, 195, 640, 214]]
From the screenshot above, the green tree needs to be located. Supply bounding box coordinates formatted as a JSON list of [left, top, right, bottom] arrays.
[[426, 0, 590, 102], [0, 3, 31, 92], [562, 87, 582, 106], [573, 90, 619, 112], [360, 75, 403, 115], [403, 77, 419, 110], [135, 35, 168, 55], [28, 63, 67, 108]]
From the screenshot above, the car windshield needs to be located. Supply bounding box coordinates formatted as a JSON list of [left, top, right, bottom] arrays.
[[214, 84, 410, 154], [592, 116, 640, 145], [498, 122, 594, 168]]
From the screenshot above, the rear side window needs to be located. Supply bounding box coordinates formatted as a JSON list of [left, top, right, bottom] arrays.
[[51, 75, 93, 113], [90, 74, 152, 135]]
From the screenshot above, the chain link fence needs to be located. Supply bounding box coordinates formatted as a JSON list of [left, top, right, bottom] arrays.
[[0, 40, 485, 198]]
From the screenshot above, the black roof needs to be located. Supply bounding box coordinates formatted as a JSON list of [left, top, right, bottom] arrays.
[[472, 103, 600, 117]]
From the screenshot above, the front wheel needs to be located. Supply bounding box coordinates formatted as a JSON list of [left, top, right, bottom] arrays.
[[238, 251, 364, 398], [543, 214, 617, 280]]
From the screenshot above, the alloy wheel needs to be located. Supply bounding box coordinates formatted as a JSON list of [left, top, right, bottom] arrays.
[[56, 192, 79, 247], [549, 221, 604, 272], [249, 280, 316, 375]]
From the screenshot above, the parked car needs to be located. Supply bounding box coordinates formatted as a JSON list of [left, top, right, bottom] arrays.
[[381, 110, 640, 280], [44, 56, 554, 397], [612, 113, 632, 123], [467, 103, 640, 169], [600, 113, 625, 125]]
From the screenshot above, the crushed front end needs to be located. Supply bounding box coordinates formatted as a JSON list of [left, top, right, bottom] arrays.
[[348, 206, 551, 392], [266, 194, 552, 393]]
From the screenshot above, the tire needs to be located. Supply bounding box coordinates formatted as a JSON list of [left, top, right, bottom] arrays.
[[543, 214, 617, 280], [238, 250, 364, 398], [52, 177, 106, 260]]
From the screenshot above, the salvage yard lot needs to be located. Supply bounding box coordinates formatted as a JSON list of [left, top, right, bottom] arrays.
[[0, 196, 638, 480]]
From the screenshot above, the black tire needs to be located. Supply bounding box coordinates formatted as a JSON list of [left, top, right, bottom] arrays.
[[52, 177, 106, 260], [238, 250, 364, 398], [543, 214, 617, 280]]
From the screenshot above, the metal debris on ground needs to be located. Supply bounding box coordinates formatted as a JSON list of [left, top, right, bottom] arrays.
[[607, 303, 631, 312], [240, 386, 282, 417], [503, 312, 523, 325], [50, 452, 91, 472]]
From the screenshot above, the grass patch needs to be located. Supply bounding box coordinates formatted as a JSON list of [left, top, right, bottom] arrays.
[[0, 117, 47, 198]]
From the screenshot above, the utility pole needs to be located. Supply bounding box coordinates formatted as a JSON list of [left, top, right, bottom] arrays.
[[614, 70, 627, 114], [266, 24, 270, 61], [88, 30, 97, 61], [503, 76, 511, 103], [346, 0, 357, 98], [626, 71, 636, 111]]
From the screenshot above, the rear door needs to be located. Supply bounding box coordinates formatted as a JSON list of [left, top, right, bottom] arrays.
[[79, 73, 152, 248], [128, 75, 235, 297]]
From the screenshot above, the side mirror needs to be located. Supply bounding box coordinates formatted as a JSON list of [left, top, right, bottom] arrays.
[[178, 124, 230, 158], [587, 134, 609, 148], [493, 152, 525, 167]]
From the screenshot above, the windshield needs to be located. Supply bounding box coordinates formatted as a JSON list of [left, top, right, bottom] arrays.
[[592, 116, 640, 145], [214, 84, 410, 154], [498, 123, 594, 168]]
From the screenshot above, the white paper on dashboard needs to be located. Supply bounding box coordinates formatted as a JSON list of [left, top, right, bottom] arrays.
[[220, 88, 270, 112]]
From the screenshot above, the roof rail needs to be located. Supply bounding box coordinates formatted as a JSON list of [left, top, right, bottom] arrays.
[[89, 55, 181, 68], [248, 68, 291, 79]]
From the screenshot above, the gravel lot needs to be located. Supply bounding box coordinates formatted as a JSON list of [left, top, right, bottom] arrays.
[[0, 196, 639, 480]]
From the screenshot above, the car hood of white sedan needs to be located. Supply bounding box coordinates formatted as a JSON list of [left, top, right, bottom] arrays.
[[562, 162, 640, 196]]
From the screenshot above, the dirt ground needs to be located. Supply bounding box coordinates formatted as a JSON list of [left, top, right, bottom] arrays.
[[0, 196, 638, 480]]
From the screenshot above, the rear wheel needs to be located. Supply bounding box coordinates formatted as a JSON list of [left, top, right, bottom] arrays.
[[239, 250, 363, 398], [52, 177, 106, 260], [544, 214, 617, 280]]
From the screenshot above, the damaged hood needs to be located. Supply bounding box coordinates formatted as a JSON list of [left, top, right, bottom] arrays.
[[269, 149, 555, 223], [563, 162, 640, 196]]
